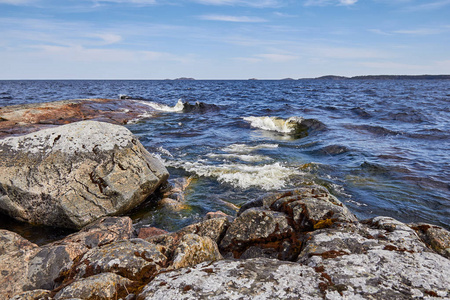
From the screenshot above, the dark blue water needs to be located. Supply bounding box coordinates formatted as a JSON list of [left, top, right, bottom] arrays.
[[1, 80, 449, 234]]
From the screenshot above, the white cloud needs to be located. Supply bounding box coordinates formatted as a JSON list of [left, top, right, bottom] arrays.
[[199, 14, 267, 22]]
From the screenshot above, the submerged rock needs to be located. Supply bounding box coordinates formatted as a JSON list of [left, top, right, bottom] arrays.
[[0, 121, 169, 229]]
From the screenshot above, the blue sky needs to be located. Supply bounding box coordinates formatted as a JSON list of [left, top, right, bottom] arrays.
[[0, 0, 449, 79]]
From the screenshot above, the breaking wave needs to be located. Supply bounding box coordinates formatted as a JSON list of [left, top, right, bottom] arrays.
[[167, 160, 300, 190], [243, 116, 325, 138]]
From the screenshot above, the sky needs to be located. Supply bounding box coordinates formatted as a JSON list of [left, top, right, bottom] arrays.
[[0, 0, 449, 79]]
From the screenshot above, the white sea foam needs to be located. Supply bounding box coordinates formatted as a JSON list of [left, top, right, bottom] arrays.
[[167, 160, 300, 190], [243, 116, 304, 133], [222, 143, 278, 153], [206, 153, 272, 162], [136, 99, 185, 112]]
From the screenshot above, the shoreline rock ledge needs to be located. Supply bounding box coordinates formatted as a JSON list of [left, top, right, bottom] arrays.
[[0, 120, 169, 229]]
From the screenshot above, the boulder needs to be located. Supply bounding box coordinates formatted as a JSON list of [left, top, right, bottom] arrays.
[[51, 217, 134, 249], [65, 239, 167, 283], [138, 258, 324, 300], [0, 217, 133, 299], [0, 121, 169, 229], [409, 222, 450, 259], [9, 289, 51, 300], [54, 273, 132, 300], [170, 234, 222, 270], [297, 218, 450, 299], [220, 185, 356, 260]]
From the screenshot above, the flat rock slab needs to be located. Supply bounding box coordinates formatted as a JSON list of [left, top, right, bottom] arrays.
[[0, 120, 169, 229], [0, 98, 155, 139]]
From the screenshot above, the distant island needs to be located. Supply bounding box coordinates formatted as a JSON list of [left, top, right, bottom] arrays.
[[173, 77, 195, 81], [304, 75, 450, 80]]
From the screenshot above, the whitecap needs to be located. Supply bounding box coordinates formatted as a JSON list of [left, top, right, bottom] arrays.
[[206, 153, 272, 162], [222, 143, 278, 153], [166, 160, 300, 190], [134, 99, 185, 112], [243, 116, 304, 133]]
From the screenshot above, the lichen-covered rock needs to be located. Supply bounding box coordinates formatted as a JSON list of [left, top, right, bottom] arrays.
[[25, 243, 88, 291], [170, 234, 222, 270], [298, 219, 450, 299], [0, 245, 40, 299], [177, 217, 230, 244], [138, 258, 324, 300], [138, 227, 169, 240], [220, 208, 294, 259], [8, 289, 50, 300], [240, 185, 357, 231], [54, 272, 132, 300], [0, 121, 169, 229], [0, 229, 38, 256], [410, 222, 450, 259], [66, 239, 167, 282], [51, 217, 133, 249]]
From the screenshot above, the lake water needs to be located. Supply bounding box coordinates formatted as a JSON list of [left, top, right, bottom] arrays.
[[1, 79, 449, 243]]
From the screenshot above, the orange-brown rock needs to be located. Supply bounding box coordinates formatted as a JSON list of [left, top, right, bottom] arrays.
[[0, 98, 155, 139]]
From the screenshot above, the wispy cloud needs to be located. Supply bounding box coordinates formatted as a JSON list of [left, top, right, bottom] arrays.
[[92, 0, 157, 4], [0, 0, 37, 4], [235, 53, 299, 63], [191, 0, 282, 7], [304, 0, 358, 6], [393, 28, 442, 35], [198, 14, 267, 22], [404, 0, 450, 11]]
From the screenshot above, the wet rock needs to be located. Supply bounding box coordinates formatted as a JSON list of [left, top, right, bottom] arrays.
[[54, 273, 132, 300], [9, 289, 51, 300], [0, 121, 169, 229], [170, 234, 222, 270], [157, 177, 194, 211], [138, 258, 324, 300], [409, 222, 450, 259], [204, 210, 235, 223], [297, 219, 450, 299], [65, 239, 167, 282], [0, 98, 156, 139]]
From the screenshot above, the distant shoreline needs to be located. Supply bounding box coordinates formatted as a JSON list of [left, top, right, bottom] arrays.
[[1, 75, 449, 81]]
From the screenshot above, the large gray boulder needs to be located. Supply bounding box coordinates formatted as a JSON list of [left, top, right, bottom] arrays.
[[0, 121, 169, 229]]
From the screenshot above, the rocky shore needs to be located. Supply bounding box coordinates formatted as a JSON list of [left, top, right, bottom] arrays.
[[1, 100, 449, 299]]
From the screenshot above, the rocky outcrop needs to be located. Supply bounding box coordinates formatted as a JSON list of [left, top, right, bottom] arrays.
[[2, 186, 450, 299], [138, 258, 324, 300], [0, 120, 169, 229], [0, 98, 156, 139], [0, 217, 132, 299]]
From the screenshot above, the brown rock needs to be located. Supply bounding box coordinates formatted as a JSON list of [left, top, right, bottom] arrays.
[[409, 222, 450, 258], [54, 272, 132, 300], [138, 227, 169, 240], [0, 98, 156, 139]]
